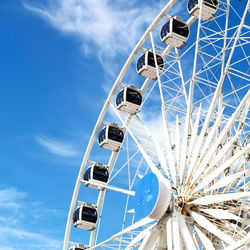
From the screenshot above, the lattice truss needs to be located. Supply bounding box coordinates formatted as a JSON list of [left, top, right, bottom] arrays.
[[64, 1, 250, 249]]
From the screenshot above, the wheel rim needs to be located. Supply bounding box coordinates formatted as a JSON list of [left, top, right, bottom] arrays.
[[64, 1, 250, 249]]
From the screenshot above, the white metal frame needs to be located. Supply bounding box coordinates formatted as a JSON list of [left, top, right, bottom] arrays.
[[64, 2, 179, 247], [63, 0, 250, 249], [188, 0, 219, 21]]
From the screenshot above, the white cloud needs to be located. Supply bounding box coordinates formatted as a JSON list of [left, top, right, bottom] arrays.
[[24, 0, 164, 58], [23, 0, 186, 78], [0, 187, 62, 249], [0, 226, 61, 249], [29, 201, 62, 221], [0, 188, 26, 209], [35, 134, 80, 157]]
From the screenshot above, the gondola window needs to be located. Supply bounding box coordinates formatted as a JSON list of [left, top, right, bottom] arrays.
[[126, 88, 142, 106], [82, 207, 98, 223], [136, 54, 145, 71], [172, 19, 189, 37], [108, 126, 124, 143]]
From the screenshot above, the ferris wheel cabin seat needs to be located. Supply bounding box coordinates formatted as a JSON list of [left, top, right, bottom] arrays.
[[116, 85, 142, 114], [136, 51, 164, 79], [188, 0, 218, 21], [160, 16, 190, 48], [98, 123, 124, 152], [83, 162, 109, 190], [73, 203, 98, 231]]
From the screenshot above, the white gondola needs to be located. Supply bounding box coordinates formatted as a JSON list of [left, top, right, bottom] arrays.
[[116, 85, 142, 114], [188, 0, 218, 21], [84, 162, 109, 190], [136, 51, 164, 79], [160, 17, 189, 48], [69, 243, 88, 250], [98, 123, 124, 152], [73, 203, 98, 231]]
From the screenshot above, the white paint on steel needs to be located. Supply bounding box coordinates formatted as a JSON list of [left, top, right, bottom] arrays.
[[179, 0, 203, 185], [179, 214, 197, 250], [194, 226, 215, 250], [200, 209, 243, 222], [190, 144, 250, 193], [81, 180, 135, 196], [138, 226, 160, 250], [110, 102, 165, 182], [64, 0, 250, 249], [191, 211, 234, 245], [190, 90, 250, 188], [125, 224, 156, 250], [150, 31, 177, 187], [224, 232, 250, 250], [166, 218, 173, 250], [63, 1, 179, 248], [190, 192, 250, 206], [204, 170, 247, 193], [172, 215, 181, 250], [187, 1, 250, 188]]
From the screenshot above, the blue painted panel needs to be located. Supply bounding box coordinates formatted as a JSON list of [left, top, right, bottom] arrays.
[[134, 173, 159, 219]]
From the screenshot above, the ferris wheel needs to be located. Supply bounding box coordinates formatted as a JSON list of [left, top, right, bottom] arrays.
[[64, 0, 250, 249]]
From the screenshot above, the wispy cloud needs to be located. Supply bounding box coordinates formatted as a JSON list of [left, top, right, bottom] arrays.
[[0, 226, 61, 249], [0, 187, 62, 249], [35, 134, 80, 157], [0, 188, 26, 209], [23, 0, 187, 79], [24, 0, 165, 58]]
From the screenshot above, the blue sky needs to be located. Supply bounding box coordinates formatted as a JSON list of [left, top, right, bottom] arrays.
[[1, 0, 249, 249], [0, 0, 180, 248]]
